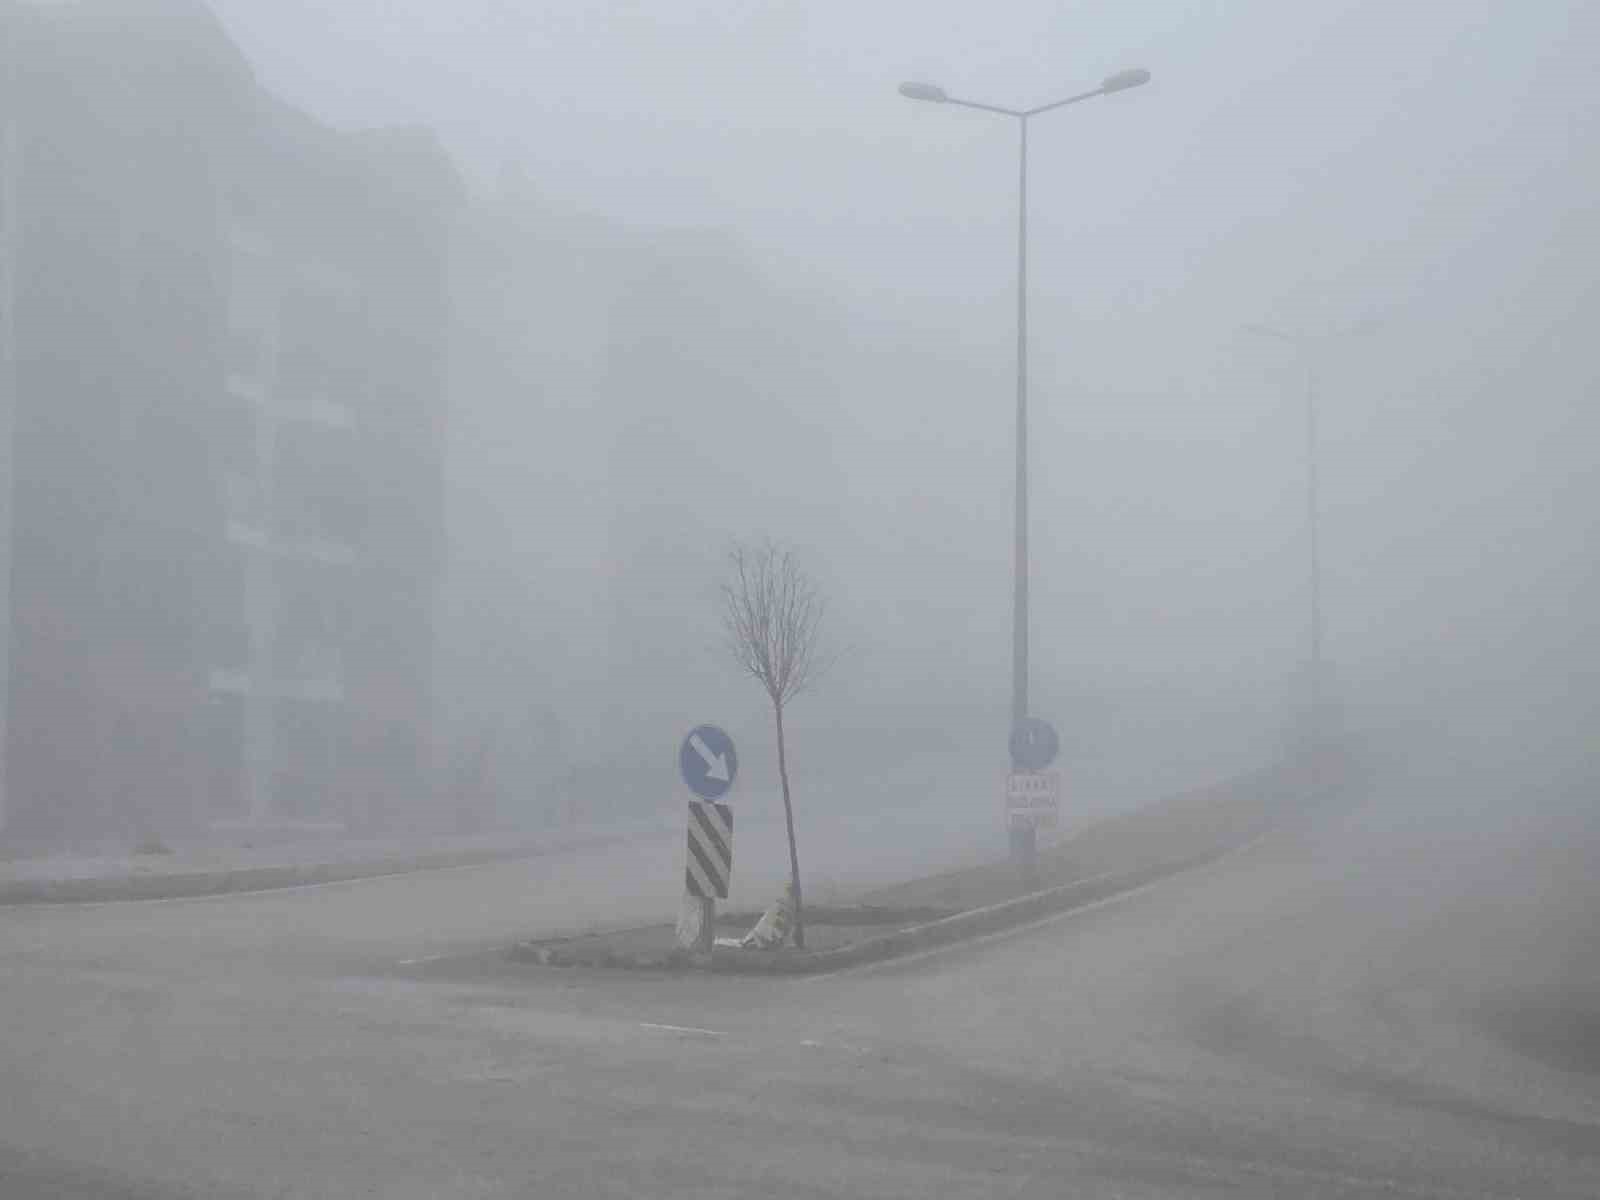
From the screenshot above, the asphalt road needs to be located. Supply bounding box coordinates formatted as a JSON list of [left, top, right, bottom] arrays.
[[2, 751, 1596, 1198]]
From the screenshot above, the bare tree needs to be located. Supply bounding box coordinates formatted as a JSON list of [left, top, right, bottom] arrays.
[[721, 538, 828, 949]]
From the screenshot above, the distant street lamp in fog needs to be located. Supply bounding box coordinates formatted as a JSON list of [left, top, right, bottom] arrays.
[[899, 67, 1150, 875], [1243, 318, 1379, 751]]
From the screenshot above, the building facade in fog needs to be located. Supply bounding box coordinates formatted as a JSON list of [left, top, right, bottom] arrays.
[[438, 182, 862, 824], [595, 228, 857, 791], [0, 0, 456, 843]]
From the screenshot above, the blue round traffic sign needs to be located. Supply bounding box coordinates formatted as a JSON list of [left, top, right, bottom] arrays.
[[679, 724, 738, 800], [1009, 717, 1060, 771]]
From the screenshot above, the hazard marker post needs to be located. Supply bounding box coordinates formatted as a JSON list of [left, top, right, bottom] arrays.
[[675, 725, 738, 953]]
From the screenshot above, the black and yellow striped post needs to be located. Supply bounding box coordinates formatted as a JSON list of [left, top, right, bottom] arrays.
[[685, 801, 733, 899], [679, 801, 733, 953]]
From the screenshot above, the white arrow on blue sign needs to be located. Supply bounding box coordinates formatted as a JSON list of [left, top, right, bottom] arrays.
[[679, 724, 738, 801]]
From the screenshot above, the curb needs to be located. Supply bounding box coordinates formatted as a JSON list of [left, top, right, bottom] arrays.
[[510, 833, 1262, 976], [712, 849, 1222, 975], [0, 826, 675, 906]]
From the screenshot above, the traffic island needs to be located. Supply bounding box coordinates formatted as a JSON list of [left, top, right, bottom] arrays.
[[510, 856, 1216, 975], [509, 756, 1341, 976], [510, 904, 962, 972]]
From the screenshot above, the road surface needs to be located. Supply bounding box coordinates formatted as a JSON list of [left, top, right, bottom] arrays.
[[2, 750, 1596, 1198]]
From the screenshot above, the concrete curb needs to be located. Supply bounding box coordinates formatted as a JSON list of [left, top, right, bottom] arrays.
[[0, 826, 674, 906], [510, 835, 1257, 976], [710, 850, 1223, 975]]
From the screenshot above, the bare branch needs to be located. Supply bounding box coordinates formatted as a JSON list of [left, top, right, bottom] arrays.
[[720, 537, 830, 709]]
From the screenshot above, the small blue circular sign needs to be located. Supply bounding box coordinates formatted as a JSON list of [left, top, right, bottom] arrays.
[[1009, 717, 1060, 771], [679, 724, 738, 801]]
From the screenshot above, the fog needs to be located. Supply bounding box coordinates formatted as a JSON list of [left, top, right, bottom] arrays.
[[3, 0, 1596, 852], [5, 9, 1600, 1197]]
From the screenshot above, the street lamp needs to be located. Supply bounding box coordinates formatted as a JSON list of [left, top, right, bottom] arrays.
[[1242, 318, 1377, 758], [900, 68, 1150, 875]]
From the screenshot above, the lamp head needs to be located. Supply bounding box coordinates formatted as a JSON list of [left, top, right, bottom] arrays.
[[1100, 68, 1151, 94]]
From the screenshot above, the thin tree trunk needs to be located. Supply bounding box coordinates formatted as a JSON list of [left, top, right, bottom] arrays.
[[773, 701, 805, 949]]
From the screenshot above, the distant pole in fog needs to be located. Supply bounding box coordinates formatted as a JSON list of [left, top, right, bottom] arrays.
[[1243, 318, 1377, 748], [1244, 323, 1325, 732], [898, 67, 1150, 875]]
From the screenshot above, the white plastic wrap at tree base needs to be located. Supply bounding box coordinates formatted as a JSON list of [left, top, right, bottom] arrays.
[[740, 882, 796, 949]]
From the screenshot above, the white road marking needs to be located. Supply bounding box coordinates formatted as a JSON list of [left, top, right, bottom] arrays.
[[639, 1022, 726, 1038]]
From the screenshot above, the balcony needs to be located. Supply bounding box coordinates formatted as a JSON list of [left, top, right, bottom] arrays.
[[223, 479, 355, 568], [207, 659, 344, 706], [273, 496, 357, 566], [275, 641, 345, 704], [276, 394, 354, 430], [227, 226, 272, 261], [222, 469, 267, 535], [273, 349, 361, 430], [226, 371, 268, 405]]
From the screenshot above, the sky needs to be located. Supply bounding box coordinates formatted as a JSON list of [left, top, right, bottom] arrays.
[[206, 0, 1599, 781], [206, 0, 1593, 317]]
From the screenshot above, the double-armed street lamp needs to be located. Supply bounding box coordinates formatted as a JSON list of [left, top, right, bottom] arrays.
[[899, 68, 1150, 873]]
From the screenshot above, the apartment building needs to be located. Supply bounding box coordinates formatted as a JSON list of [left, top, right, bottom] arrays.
[[1, 0, 456, 843]]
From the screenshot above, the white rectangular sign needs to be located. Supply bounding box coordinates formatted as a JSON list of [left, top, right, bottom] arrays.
[[1006, 771, 1060, 828]]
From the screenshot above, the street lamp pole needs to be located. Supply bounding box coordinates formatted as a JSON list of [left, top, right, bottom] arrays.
[[1012, 115, 1029, 738], [1244, 320, 1371, 750], [1302, 357, 1323, 723], [900, 68, 1150, 875]]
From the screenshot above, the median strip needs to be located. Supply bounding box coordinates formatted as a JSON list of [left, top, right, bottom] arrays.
[[508, 757, 1338, 976]]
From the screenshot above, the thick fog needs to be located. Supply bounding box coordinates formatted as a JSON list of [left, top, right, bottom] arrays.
[[5, 0, 1596, 849], [222, 0, 1598, 824], [8, 12, 1600, 1199]]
